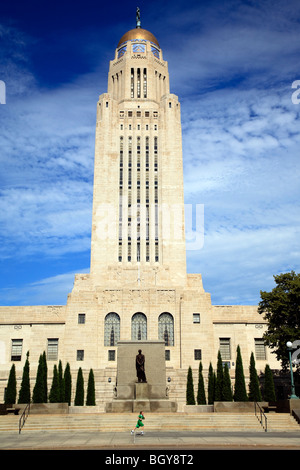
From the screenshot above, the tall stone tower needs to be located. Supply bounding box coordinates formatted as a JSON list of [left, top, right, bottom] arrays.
[[65, 11, 210, 374], [90, 13, 187, 287]]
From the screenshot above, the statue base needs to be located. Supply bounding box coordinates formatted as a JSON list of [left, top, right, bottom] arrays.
[[105, 341, 177, 413]]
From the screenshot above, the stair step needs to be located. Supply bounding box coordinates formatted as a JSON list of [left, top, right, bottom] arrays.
[[1, 412, 299, 433]]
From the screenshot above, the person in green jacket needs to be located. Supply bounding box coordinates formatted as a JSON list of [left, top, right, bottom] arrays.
[[131, 411, 145, 434]]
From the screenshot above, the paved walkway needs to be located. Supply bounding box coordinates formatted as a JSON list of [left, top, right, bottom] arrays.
[[1, 429, 300, 450]]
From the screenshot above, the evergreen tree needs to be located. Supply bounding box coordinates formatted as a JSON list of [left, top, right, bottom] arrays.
[[49, 365, 60, 403], [222, 363, 233, 401], [64, 363, 72, 405], [42, 352, 48, 402], [86, 369, 96, 406], [74, 367, 84, 406], [196, 362, 206, 405], [248, 352, 262, 402], [58, 360, 65, 402], [5, 364, 17, 404], [233, 345, 248, 401], [207, 363, 215, 405], [33, 354, 46, 403], [263, 364, 276, 402], [215, 351, 224, 401], [186, 366, 195, 405], [18, 351, 31, 404]]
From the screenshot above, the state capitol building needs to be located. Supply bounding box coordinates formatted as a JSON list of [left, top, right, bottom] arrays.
[[0, 13, 280, 409]]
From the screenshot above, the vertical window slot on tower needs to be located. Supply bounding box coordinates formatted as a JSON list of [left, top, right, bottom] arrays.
[[137, 68, 141, 98], [143, 68, 147, 98], [131, 68, 134, 98]]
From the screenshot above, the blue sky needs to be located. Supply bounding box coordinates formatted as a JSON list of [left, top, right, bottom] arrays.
[[0, 0, 299, 306]]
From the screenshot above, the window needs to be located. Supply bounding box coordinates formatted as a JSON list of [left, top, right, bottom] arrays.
[[47, 338, 58, 361], [108, 350, 116, 361], [255, 338, 266, 360], [158, 313, 174, 346], [219, 338, 231, 361], [104, 313, 120, 347], [194, 349, 202, 360], [77, 350, 84, 361], [78, 313, 85, 324], [165, 350, 170, 361], [11, 339, 23, 361], [193, 313, 200, 323], [131, 312, 147, 340]]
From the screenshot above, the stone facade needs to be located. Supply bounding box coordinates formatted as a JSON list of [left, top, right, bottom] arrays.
[[0, 24, 281, 408]]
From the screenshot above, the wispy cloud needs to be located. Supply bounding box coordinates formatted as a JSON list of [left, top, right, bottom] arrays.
[[0, 0, 299, 306]]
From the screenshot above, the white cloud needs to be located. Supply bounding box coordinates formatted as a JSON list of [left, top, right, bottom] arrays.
[[0, 2, 299, 305]]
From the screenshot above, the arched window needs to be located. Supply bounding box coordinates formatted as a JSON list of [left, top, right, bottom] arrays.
[[104, 312, 120, 346], [158, 312, 174, 346], [131, 312, 147, 341]]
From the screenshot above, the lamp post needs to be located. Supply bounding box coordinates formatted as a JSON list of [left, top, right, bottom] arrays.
[[286, 341, 299, 399]]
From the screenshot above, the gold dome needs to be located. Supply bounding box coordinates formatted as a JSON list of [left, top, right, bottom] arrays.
[[117, 28, 160, 48]]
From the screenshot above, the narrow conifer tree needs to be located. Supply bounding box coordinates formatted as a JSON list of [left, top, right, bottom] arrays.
[[33, 354, 45, 403], [86, 369, 96, 406], [58, 360, 65, 402], [49, 364, 60, 403], [248, 352, 262, 402], [207, 363, 215, 405], [215, 351, 224, 401], [263, 364, 276, 402], [197, 362, 206, 405], [222, 362, 233, 401], [74, 367, 84, 406], [234, 345, 248, 401], [18, 351, 31, 404], [5, 364, 17, 404], [186, 366, 195, 405], [42, 351, 48, 402], [64, 363, 72, 405]]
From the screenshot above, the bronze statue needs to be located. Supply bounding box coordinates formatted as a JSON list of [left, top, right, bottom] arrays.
[[136, 7, 141, 29], [136, 349, 147, 382]]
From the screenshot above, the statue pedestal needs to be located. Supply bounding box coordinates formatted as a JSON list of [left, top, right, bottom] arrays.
[[106, 341, 177, 413], [133, 383, 151, 412]]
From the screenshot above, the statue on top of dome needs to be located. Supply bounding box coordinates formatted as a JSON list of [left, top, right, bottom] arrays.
[[136, 7, 141, 29]]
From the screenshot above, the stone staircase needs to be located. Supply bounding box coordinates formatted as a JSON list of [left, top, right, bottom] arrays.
[[0, 412, 299, 433]]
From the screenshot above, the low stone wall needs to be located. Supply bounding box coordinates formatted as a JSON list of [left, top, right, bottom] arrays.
[[214, 402, 268, 413], [183, 405, 214, 413], [28, 403, 69, 414]]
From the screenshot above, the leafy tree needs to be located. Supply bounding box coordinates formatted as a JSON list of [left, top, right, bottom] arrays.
[[64, 363, 72, 405], [248, 352, 262, 402], [258, 271, 300, 370], [5, 364, 17, 404], [207, 363, 215, 405], [86, 369, 96, 406], [49, 365, 60, 403], [33, 354, 46, 403], [18, 351, 31, 404], [263, 364, 276, 402], [74, 367, 84, 406], [215, 351, 224, 401], [233, 346, 248, 401], [196, 362, 206, 405], [222, 363, 233, 401], [186, 366, 195, 405]]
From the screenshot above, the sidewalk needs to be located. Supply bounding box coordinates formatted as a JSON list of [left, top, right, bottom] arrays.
[[1, 429, 300, 450]]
